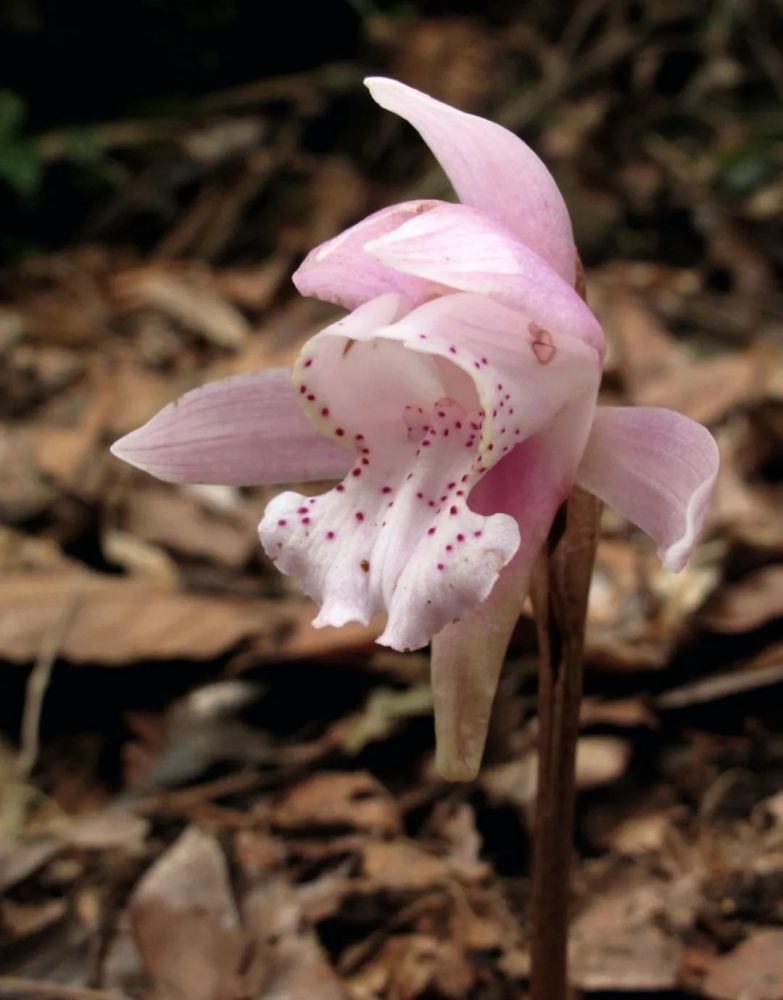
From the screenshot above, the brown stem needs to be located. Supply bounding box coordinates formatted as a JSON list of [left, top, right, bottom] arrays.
[[529, 486, 601, 1000]]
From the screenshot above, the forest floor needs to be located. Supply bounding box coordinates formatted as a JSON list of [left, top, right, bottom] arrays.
[[1, 4, 782, 998]]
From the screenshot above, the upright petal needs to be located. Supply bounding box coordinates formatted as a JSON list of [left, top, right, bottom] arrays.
[[260, 292, 601, 652], [576, 406, 720, 571], [365, 203, 604, 355], [431, 391, 597, 780], [293, 200, 443, 310], [365, 77, 576, 284], [111, 369, 352, 486]]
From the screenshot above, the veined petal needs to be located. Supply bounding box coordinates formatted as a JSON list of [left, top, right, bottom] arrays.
[[111, 369, 352, 486], [431, 392, 597, 780], [576, 406, 720, 571], [293, 200, 443, 310], [260, 292, 600, 652], [365, 203, 605, 356], [365, 76, 576, 284]]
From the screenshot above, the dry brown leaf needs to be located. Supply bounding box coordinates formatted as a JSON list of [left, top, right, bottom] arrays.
[[130, 827, 243, 1000], [569, 863, 698, 991], [272, 771, 401, 836], [699, 564, 783, 633], [110, 265, 250, 349], [703, 928, 783, 1000], [0, 568, 293, 664], [346, 933, 475, 1000], [122, 485, 259, 569]]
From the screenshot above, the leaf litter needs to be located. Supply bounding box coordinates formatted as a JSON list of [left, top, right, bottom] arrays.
[[1, 4, 783, 997]]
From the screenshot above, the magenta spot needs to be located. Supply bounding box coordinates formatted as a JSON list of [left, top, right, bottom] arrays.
[[335, 428, 345, 437], [440, 495, 447, 502], [481, 357, 488, 365], [474, 530, 482, 538], [487, 444, 494, 451], [437, 411, 446, 418], [307, 394, 315, 401], [355, 512, 365, 522], [299, 385, 306, 394], [514, 429, 520, 435], [461, 475, 468, 482], [302, 517, 310, 525], [448, 345, 457, 355], [297, 507, 308, 514], [304, 359, 313, 368], [361, 458, 369, 466], [474, 361, 481, 369], [455, 421, 462, 429], [447, 482, 456, 489], [457, 533, 465, 542], [437, 563, 444, 571], [352, 468, 362, 477], [419, 333, 427, 339], [456, 490, 464, 497], [443, 429, 449, 437], [428, 500, 435, 508], [336, 484, 345, 492], [381, 486, 392, 494], [356, 433, 365, 441], [326, 531, 335, 540], [416, 491, 424, 499], [446, 544, 453, 552], [450, 506, 458, 516], [387, 501, 393, 508], [277, 519, 287, 526], [497, 383, 503, 390], [422, 440, 431, 447], [321, 407, 330, 417], [309, 498, 316, 504], [426, 528, 436, 538]]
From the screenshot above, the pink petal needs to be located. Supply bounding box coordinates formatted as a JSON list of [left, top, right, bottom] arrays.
[[576, 406, 720, 571], [111, 369, 352, 486], [260, 291, 600, 652], [365, 203, 604, 356], [365, 77, 576, 284], [431, 392, 597, 780], [293, 200, 443, 310]]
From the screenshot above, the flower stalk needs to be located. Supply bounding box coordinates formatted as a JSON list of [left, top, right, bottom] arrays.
[[529, 490, 602, 998]]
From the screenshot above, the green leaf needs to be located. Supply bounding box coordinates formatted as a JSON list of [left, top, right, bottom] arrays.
[[0, 90, 26, 138], [0, 139, 42, 197]]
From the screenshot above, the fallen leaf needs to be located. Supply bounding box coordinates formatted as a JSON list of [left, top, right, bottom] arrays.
[[272, 771, 401, 836], [0, 568, 293, 664], [703, 928, 783, 1000]]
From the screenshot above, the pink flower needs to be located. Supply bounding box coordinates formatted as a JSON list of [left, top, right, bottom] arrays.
[[112, 79, 719, 777]]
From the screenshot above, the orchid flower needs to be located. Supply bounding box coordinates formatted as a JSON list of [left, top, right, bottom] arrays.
[[112, 79, 719, 779]]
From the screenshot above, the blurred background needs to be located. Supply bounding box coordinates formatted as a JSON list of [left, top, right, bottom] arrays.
[[1, 2, 782, 997]]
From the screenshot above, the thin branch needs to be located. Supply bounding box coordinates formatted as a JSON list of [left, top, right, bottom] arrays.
[[18, 591, 80, 778]]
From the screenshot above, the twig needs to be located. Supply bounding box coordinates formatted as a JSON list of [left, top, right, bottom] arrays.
[[0, 978, 129, 1000], [18, 592, 80, 778], [529, 487, 601, 1000]]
